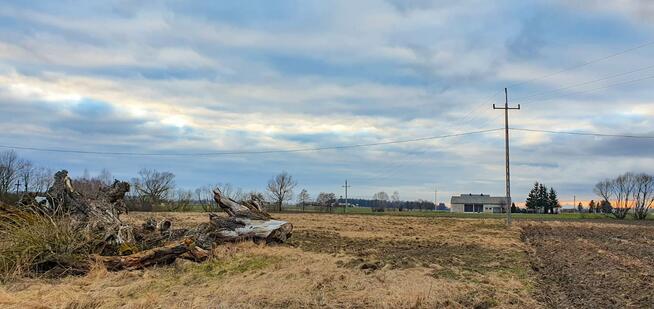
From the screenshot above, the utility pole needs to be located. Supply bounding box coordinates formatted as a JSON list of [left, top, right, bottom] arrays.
[[15, 181, 21, 195], [434, 186, 438, 209], [493, 88, 520, 226], [342, 180, 351, 213]]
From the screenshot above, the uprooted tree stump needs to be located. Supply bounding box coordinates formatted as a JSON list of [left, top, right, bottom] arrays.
[[13, 170, 293, 274]]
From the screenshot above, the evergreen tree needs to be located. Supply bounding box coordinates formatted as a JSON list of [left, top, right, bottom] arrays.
[[538, 183, 548, 213], [511, 202, 517, 213], [525, 182, 539, 210], [548, 188, 559, 214]]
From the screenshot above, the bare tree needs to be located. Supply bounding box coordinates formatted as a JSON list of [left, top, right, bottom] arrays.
[[98, 168, 113, 186], [215, 182, 234, 199], [372, 191, 389, 211], [0, 150, 28, 196], [214, 182, 244, 201], [612, 173, 637, 219], [243, 191, 266, 204], [171, 189, 193, 212], [633, 173, 654, 220], [595, 173, 640, 219], [391, 191, 400, 202], [373, 191, 390, 201], [266, 172, 297, 211], [32, 167, 54, 193], [297, 189, 310, 212], [196, 186, 217, 212], [316, 192, 336, 212], [593, 179, 612, 204], [132, 168, 176, 207], [73, 173, 105, 197], [19, 161, 34, 193]]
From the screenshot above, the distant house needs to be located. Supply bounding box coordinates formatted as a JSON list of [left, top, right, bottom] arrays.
[[450, 194, 508, 213]]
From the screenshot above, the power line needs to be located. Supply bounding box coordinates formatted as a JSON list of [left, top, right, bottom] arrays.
[[513, 63, 654, 102], [510, 128, 654, 139], [0, 128, 503, 157], [508, 40, 654, 89], [516, 73, 654, 104]]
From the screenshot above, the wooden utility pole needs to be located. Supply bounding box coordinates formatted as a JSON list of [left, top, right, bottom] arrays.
[[342, 180, 351, 213], [493, 88, 520, 226]]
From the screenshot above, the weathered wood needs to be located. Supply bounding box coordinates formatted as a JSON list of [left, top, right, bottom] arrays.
[[209, 189, 293, 244], [213, 189, 271, 220], [13, 170, 292, 275], [99, 238, 197, 271]]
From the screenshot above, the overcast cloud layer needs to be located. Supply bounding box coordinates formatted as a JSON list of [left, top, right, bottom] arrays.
[[1, 0, 653, 205]]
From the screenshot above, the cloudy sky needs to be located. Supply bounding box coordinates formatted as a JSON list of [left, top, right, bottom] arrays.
[[1, 0, 654, 205]]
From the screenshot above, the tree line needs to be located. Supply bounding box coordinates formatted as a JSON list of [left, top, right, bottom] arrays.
[[0, 150, 55, 203], [525, 182, 560, 214], [594, 172, 654, 220], [2, 150, 440, 213]]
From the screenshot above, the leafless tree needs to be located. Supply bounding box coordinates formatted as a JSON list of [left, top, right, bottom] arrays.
[[593, 179, 612, 203], [214, 182, 244, 201], [0, 150, 29, 196], [73, 173, 105, 197], [196, 186, 217, 212], [595, 173, 640, 219], [98, 168, 113, 186], [215, 182, 234, 199], [32, 167, 54, 193], [391, 191, 400, 202], [373, 191, 389, 201], [242, 191, 266, 204], [316, 192, 336, 212], [266, 172, 297, 211], [612, 173, 637, 219], [170, 189, 193, 212], [633, 173, 654, 220], [19, 161, 34, 192], [132, 168, 176, 206], [297, 189, 310, 211], [372, 191, 389, 211]]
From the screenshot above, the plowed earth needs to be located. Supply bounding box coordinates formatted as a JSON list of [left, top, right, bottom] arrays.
[[520, 221, 654, 308]]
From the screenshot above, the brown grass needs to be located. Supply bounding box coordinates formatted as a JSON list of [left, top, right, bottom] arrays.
[[0, 212, 540, 308]]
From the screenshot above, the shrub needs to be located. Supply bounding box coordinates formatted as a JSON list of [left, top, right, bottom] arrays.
[[0, 208, 99, 281]]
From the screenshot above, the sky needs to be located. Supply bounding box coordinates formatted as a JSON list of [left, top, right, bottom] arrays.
[[1, 0, 654, 205]]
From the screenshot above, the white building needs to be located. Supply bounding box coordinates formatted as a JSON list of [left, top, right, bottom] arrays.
[[450, 194, 508, 213]]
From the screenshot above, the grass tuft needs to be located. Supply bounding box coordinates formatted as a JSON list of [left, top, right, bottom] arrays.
[[0, 208, 99, 282], [190, 254, 278, 278]]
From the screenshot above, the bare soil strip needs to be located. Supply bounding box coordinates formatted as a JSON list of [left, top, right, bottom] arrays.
[[520, 221, 654, 308]]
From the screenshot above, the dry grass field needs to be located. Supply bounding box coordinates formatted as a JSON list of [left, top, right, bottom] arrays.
[[1, 212, 652, 308]]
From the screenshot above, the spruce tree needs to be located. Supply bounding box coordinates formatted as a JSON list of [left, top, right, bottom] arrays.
[[525, 182, 539, 210], [538, 183, 548, 213], [548, 188, 559, 214]]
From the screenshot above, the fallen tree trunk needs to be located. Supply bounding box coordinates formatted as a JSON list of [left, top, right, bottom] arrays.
[[99, 238, 199, 271], [203, 189, 293, 244], [12, 170, 292, 276]]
